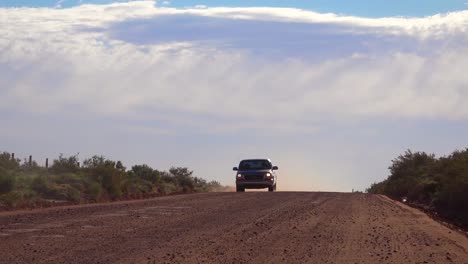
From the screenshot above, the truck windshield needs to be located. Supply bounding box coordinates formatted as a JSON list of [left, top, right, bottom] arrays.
[[239, 160, 272, 170]]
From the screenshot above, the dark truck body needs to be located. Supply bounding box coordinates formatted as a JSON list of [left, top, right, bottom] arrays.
[[233, 159, 278, 192]]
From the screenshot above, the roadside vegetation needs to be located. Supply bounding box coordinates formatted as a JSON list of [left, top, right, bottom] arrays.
[[0, 152, 228, 209], [367, 148, 468, 228]]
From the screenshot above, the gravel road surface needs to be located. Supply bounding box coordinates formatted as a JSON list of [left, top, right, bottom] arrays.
[[0, 192, 467, 263]]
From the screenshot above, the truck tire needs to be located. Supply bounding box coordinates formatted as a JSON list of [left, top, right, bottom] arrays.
[[268, 186, 275, 192], [236, 186, 245, 192]]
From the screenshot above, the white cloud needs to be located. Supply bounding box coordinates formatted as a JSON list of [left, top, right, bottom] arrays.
[[1, 1, 468, 134], [3, 1, 467, 36]]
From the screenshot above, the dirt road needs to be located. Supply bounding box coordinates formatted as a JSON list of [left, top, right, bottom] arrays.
[[0, 192, 467, 263]]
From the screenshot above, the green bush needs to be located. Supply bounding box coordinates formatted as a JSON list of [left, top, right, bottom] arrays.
[[0, 170, 15, 194], [0, 191, 22, 207], [0, 151, 228, 208], [169, 167, 195, 193], [88, 181, 102, 202], [31, 175, 49, 194], [160, 182, 178, 194], [207, 180, 224, 192], [432, 150, 468, 225], [51, 154, 80, 173], [131, 165, 160, 184], [0, 152, 20, 171], [368, 148, 468, 227], [122, 176, 153, 194], [66, 186, 81, 203], [82, 156, 124, 199]]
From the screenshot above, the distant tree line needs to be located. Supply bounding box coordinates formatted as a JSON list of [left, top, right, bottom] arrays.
[[367, 148, 468, 228], [0, 152, 228, 209]]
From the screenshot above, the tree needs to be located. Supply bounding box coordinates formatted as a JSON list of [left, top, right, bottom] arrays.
[[131, 164, 160, 184], [169, 167, 195, 192], [51, 153, 80, 173], [83, 156, 122, 199], [0, 152, 20, 171]]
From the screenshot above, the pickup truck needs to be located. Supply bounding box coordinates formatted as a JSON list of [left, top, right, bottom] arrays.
[[233, 159, 278, 192]]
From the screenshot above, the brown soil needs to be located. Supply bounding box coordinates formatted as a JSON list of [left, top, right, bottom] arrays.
[[0, 192, 467, 263]]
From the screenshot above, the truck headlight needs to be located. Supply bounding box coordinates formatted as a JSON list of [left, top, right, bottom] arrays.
[[265, 173, 272, 178], [236, 173, 242, 178]]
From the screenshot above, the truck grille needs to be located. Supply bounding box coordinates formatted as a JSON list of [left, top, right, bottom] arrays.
[[244, 174, 264, 180]]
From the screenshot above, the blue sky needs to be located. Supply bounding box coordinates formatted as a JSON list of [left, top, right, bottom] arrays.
[[1, 0, 467, 17], [1, 1, 468, 191]]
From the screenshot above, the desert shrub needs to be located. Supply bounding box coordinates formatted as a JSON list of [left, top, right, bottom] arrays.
[[384, 150, 437, 201], [160, 171, 174, 183], [31, 175, 49, 194], [0, 152, 20, 170], [52, 172, 76, 183], [193, 177, 208, 192], [159, 181, 178, 194], [192, 178, 224, 192], [31, 177, 50, 197], [0, 191, 22, 207], [432, 150, 468, 225], [122, 173, 153, 194], [83, 155, 114, 170], [116, 161, 126, 171], [206, 180, 223, 191], [47, 184, 81, 202], [107, 174, 122, 198], [168, 167, 195, 192], [51, 154, 80, 173], [66, 186, 81, 203], [0, 170, 15, 194], [0, 151, 226, 208], [368, 148, 468, 227], [31, 175, 73, 201], [131, 164, 160, 184], [367, 180, 387, 194], [46, 184, 70, 201], [87, 181, 102, 202], [20, 159, 41, 172], [83, 156, 123, 199]]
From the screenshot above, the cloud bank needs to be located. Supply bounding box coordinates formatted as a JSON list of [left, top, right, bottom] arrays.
[[1, 1, 468, 132]]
